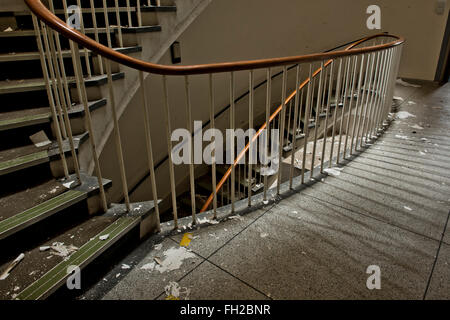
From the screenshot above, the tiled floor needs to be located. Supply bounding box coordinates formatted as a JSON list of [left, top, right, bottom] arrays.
[[83, 81, 450, 300]]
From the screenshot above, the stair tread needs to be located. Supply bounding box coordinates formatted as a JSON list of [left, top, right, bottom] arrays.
[[0, 179, 67, 222], [0, 99, 107, 132], [0, 73, 124, 95], [0, 144, 49, 172], [9, 201, 155, 300], [0, 26, 161, 38], [0, 214, 125, 300], [0, 173, 111, 241], [0, 133, 88, 176], [0, 107, 51, 131], [141, 5, 177, 12], [0, 46, 142, 62]]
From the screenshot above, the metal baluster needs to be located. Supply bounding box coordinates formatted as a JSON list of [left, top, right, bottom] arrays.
[[375, 49, 393, 133], [365, 50, 383, 142], [137, 0, 143, 27], [355, 52, 373, 150], [263, 68, 271, 202], [39, 23, 67, 140], [349, 54, 366, 155], [277, 66, 288, 194], [329, 58, 343, 167], [139, 71, 161, 231], [126, 0, 132, 27], [45, 14, 82, 183], [32, 16, 70, 180], [114, 0, 124, 47], [285, 100, 292, 147], [301, 64, 313, 184], [359, 52, 376, 148], [289, 65, 301, 188], [248, 70, 254, 206], [229, 72, 236, 212], [336, 57, 351, 163], [371, 49, 388, 136], [310, 61, 325, 179], [162, 75, 178, 228], [75, 0, 92, 77], [321, 66, 329, 114], [208, 74, 217, 218], [103, 0, 114, 48], [89, 0, 104, 74], [383, 46, 401, 121], [184, 76, 197, 224], [71, 40, 108, 211], [343, 55, 359, 159], [320, 60, 334, 172], [105, 57, 131, 211]]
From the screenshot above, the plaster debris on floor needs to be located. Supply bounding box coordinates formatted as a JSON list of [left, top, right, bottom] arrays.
[[396, 78, 422, 88], [395, 111, 416, 119], [164, 281, 190, 300], [140, 247, 196, 274]]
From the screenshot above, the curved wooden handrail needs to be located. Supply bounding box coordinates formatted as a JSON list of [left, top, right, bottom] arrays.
[[199, 34, 400, 212], [25, 0, 403, 76]]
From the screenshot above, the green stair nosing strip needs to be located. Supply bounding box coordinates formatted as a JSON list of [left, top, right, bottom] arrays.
[[0, 112, 51, 131], [0, 150, 49, 176], [0, 190, 86, 240], [16, 216, 140, 300]]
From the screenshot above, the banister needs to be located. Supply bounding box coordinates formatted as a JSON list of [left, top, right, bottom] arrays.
[[25, 0, 404, 221], [199, 34, 400, 212], [25, 0, 404, 76]]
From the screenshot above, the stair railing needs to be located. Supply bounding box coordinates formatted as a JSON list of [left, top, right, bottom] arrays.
[[25, 0, 404, 232]]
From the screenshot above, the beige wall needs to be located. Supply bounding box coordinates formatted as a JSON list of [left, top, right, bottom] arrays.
[[171, 0, 449, 81], [128, 0, 449, 203]]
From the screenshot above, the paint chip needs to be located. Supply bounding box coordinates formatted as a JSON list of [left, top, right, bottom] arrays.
[[99, 234, 110, 241], [395, 111, 416, 120]]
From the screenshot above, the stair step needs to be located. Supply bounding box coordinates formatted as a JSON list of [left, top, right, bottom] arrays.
[[0, 132, 88, 176], [14, 7, 139, 16], [0, 26, 161, 38], [9, 202, 156, 300], [0, 148, 48, 176], [0, 46, 142, 62], [0, 107, 50, 132], [0, 99, 107, 132], [0, 73, 125, 95], [141, 5, 177, 12], [120, 26, 162, 34], [0, 173, 111, 241]]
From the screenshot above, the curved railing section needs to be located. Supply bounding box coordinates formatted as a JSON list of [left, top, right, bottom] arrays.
[[25, 0, 404, 230]]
